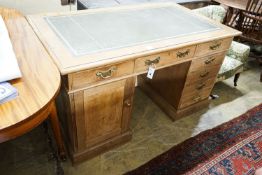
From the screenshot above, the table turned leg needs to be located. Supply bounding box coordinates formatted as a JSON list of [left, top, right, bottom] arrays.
[[49, 101, 66, 160]]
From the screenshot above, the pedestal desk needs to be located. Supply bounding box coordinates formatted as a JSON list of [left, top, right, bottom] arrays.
[[27, 3, 241, 163]]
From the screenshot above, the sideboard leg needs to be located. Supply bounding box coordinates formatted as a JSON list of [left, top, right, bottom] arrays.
[[49, 101, 66, 160]]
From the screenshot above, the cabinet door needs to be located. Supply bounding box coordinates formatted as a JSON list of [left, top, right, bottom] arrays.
[[73, 78, 135, 151]]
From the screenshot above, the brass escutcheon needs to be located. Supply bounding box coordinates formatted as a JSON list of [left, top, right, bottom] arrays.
[[124, 100, 131, 107]]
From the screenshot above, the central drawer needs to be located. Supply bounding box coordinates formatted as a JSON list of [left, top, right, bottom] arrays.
[[134, 45, 196, 73]]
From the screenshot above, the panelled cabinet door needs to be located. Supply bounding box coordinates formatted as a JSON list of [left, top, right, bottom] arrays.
[[73, 78, 135, 151]]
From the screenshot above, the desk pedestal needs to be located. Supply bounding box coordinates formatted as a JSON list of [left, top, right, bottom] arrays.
[[56, 77, 135, 163], [138, 61, 212, 121]]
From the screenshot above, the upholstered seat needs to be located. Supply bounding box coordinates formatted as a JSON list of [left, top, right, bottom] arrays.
[[217, 56, 243, 81], [193, 5, 250, 86]]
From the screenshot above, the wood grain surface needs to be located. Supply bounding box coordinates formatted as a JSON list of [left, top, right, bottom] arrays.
[[0, 8, 60, 135]]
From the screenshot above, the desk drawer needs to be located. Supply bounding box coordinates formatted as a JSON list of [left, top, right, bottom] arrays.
[[68, 61, 134, 91], [171, 45, 196, 60], [179, 90, 210, 109], [183, 77, 215, 94], [195, 38, 232, 57], [134, 45, 195, 73], [185, 64, 221, 85], [190, 52, 226, 72]]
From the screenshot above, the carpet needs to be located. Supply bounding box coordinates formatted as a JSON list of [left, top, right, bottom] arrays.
[[126, 103, 262, 175]]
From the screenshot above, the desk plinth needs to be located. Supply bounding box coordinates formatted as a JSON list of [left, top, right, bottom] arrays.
[[27, 3, 241, 163]]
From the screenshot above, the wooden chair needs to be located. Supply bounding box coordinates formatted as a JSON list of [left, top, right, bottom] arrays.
[[237, 0, 262, 43], [236, 0, 262, 81]]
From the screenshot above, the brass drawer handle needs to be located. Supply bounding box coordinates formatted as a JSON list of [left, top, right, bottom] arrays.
[[145, 57, 160, 66], [177, 49, 190, 58], [193, 95, 201, 102], [209, 43, 221, 50], [200, 71, 209, 78], [96, 66, 117, 79], [205, 57, 216, 64], [196, 83, 206, 90]]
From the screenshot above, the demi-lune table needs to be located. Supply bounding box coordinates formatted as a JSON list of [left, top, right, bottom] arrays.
[[0, 8, 65, 158]]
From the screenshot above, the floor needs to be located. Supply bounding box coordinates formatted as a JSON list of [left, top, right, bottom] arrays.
[[0, 60, 261, 175]]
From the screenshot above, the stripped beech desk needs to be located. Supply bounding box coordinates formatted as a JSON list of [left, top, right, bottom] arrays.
[[27, 3, 241, 163]]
